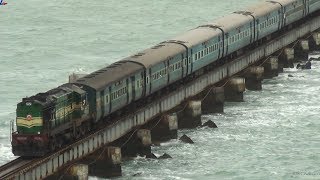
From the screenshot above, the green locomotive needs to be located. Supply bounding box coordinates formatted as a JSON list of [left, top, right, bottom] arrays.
[[12, 84, 89, 156]]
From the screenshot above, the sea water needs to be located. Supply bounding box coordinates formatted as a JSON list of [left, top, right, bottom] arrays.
[[1, 0, 320, 179]]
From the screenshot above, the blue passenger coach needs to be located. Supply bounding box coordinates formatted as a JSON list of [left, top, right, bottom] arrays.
[[75, 61, 144, 122], [244, 2, 282, 40], [210, 13, 254, 56], [171, 27, 222, 73], [309, 0, 320, 14], [124, 43, 186, 96]]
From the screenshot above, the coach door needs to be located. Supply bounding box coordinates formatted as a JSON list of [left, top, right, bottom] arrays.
[[304, 0, 309, 16], [130, 76, 135, 101]]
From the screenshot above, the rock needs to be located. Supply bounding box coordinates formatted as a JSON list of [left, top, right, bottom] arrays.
[[309, 57, 320, 61], [288, 74, 294, 77], [152, 142, 161, 146], [179, 134, 194, 144], [202, 120, 218, 128], [133, 172, 142, 176], [158, 153, 172, 159], [146, 153, 157, 159]]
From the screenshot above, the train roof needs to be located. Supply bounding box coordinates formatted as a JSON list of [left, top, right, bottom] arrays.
[[170, 27, 222, 47], [75, 61, 142, 91], [243, 1, 281, 17], [21, 83, 84, 107], [205, 13, 252, 31], [269, 0, 297, 6], [123, 42, 185, 68]]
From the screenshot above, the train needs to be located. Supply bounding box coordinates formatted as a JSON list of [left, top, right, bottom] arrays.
[[11, 0, 320, 157]]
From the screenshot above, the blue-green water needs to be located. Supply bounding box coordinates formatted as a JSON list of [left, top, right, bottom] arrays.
[[1, 0, 320, 179]]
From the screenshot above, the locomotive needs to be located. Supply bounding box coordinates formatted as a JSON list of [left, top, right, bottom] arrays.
[[11, 0, 320, 157]]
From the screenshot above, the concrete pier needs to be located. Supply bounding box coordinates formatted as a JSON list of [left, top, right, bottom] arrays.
[[177, 101, 202, 129], [46, 164, 89, 180], [120, 129, 152, 157], [150, 114, 178, 142], [65, 164, 88, 180], [225, 78, 245, 102], [279, 48, 294, 69], [88, 147, 122, 178], [201, 86, 224, 114], [262, 57, 279, 78], [295, 39, 309, 59], [309, 32, 320, 51], [244, 66, 264, 91]]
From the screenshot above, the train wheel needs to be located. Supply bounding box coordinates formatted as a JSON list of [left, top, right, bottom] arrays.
[[85, 122, 91, 133], [49, 138, 57, 152], [75, 127, 82, 139], [80, 125, 86, 136], [57, 137, 64, 149]]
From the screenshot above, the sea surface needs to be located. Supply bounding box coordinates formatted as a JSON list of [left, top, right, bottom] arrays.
[[1, 0, 320, 179]]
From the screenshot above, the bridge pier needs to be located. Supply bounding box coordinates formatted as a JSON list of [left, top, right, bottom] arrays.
[[309, 32, 320, 51], [150, 113, 178, 142], [295, 39, 309, 60], [225, 78, 245, 102], [244, 66, 264, 91], [279, 48, 294, 70], [66, 164, 88, 180], [88, 146, 122, 178], [45, 164, 88, 180], [201, 86, 224, 114], [262, 57, 278, 78], [177, 101, 202, 128], [120, 129, 152, 157]]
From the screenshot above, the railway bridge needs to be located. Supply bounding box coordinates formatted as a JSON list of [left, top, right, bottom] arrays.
[[1, 2, 320, 180]]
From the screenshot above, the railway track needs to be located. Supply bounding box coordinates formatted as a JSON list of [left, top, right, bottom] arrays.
[[0, 158, 34, 179]]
